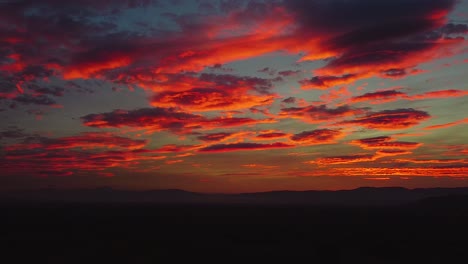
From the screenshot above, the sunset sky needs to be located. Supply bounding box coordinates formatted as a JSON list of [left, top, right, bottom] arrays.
[[0, 0, 467, 193]]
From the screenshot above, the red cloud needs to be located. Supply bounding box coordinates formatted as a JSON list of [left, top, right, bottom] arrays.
[[63, 55, 131, 80], [5, 132, 147, 151], [375, 150, 413, 158], [380, 68, 427, 79], [255, 131, 290, 140], [350, 136, 422, 150], [154, 144, 199, 153], [151, 87, 275, 112], [1, 132, 167, 177], [299, 74, 362, 89], [310, 149, 412, 166], [395, 158, 467, 164], [287, 0, 463, 87], [280, 104, 366, 123], [339, 108, 430, 130], [131, 72, 277, 111], [199, 142, 294, 153], [312, 154, 376, 165], [197, 132, 233, 142], [350, 89, 468, 104], [81, 107, 202, 132], [424, 118, 468, 130], [62, 6, 295, 82], [311, 37, 464, 86], [319, 86, 351, 103], [0, 1, 295, 111], [408, 89, 468, 100], [2, 0, 462, 95], [0, 0, 466, 183], [2, 148, 166, 177], [350, 90, 407, 104], [197, 131, 252, 143], [81, 107, 275, 133], [2, 0, 464, 123], [291, 129, 344, 145], [328, 167, 468, 177]]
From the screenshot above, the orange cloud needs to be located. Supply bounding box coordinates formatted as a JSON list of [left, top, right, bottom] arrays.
[[280, 104, 366, 123], [319, 86, 351, 103], [288, 0, 463, 87], [312, 154, 376, 165], [290, 129, 344, 145], [395, 158, 467, 164], [300, 74, 363, 89], [242, 164, 279, 169], [55, 0, 462, 97], [408, 89, 468, 100], [424, 118, 468, 130], [313, 37, 464, 85], [350, 89, 468, 104], [375, 149, 413, 157], [154, 144, 200, 153], [199, 142, 294, 153], [151, 88, 275, 112], [81, 107, 275, 133], [1, 0, 466, 184], [2, 0, 462, 101], [379, 68, 426, 79], [339, 108, 430, 130], [1, 132, 168, 178], [63, 55, 131, 79], [309, 149, 412, 166], [255, 131, 290, 140], [350, 136, 422, 150], [350, 90, 407, 104], [140, 73, 279, 115], [197, 132, 235, 142], [327, 167, 468, 177], [5, 132, 147, 151]]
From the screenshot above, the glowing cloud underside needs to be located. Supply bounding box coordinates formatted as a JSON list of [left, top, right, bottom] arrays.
[[0, 0, 466, 192]]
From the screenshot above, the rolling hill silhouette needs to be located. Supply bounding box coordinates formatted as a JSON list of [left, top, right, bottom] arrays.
[[2, 187, 468, 262], [3, 186, 468, 206]]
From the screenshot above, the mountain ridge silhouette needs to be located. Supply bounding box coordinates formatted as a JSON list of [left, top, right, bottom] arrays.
[[2, 186, 468, 206]]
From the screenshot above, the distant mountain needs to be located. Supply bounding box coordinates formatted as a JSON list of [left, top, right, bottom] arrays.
[[2, 187, 468, 206]]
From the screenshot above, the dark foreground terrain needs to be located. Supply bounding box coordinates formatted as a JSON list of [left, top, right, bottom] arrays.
[[1, 189, 468, 263]]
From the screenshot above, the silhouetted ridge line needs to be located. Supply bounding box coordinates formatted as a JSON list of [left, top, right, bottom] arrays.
[[2, 187, 468, 206]]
